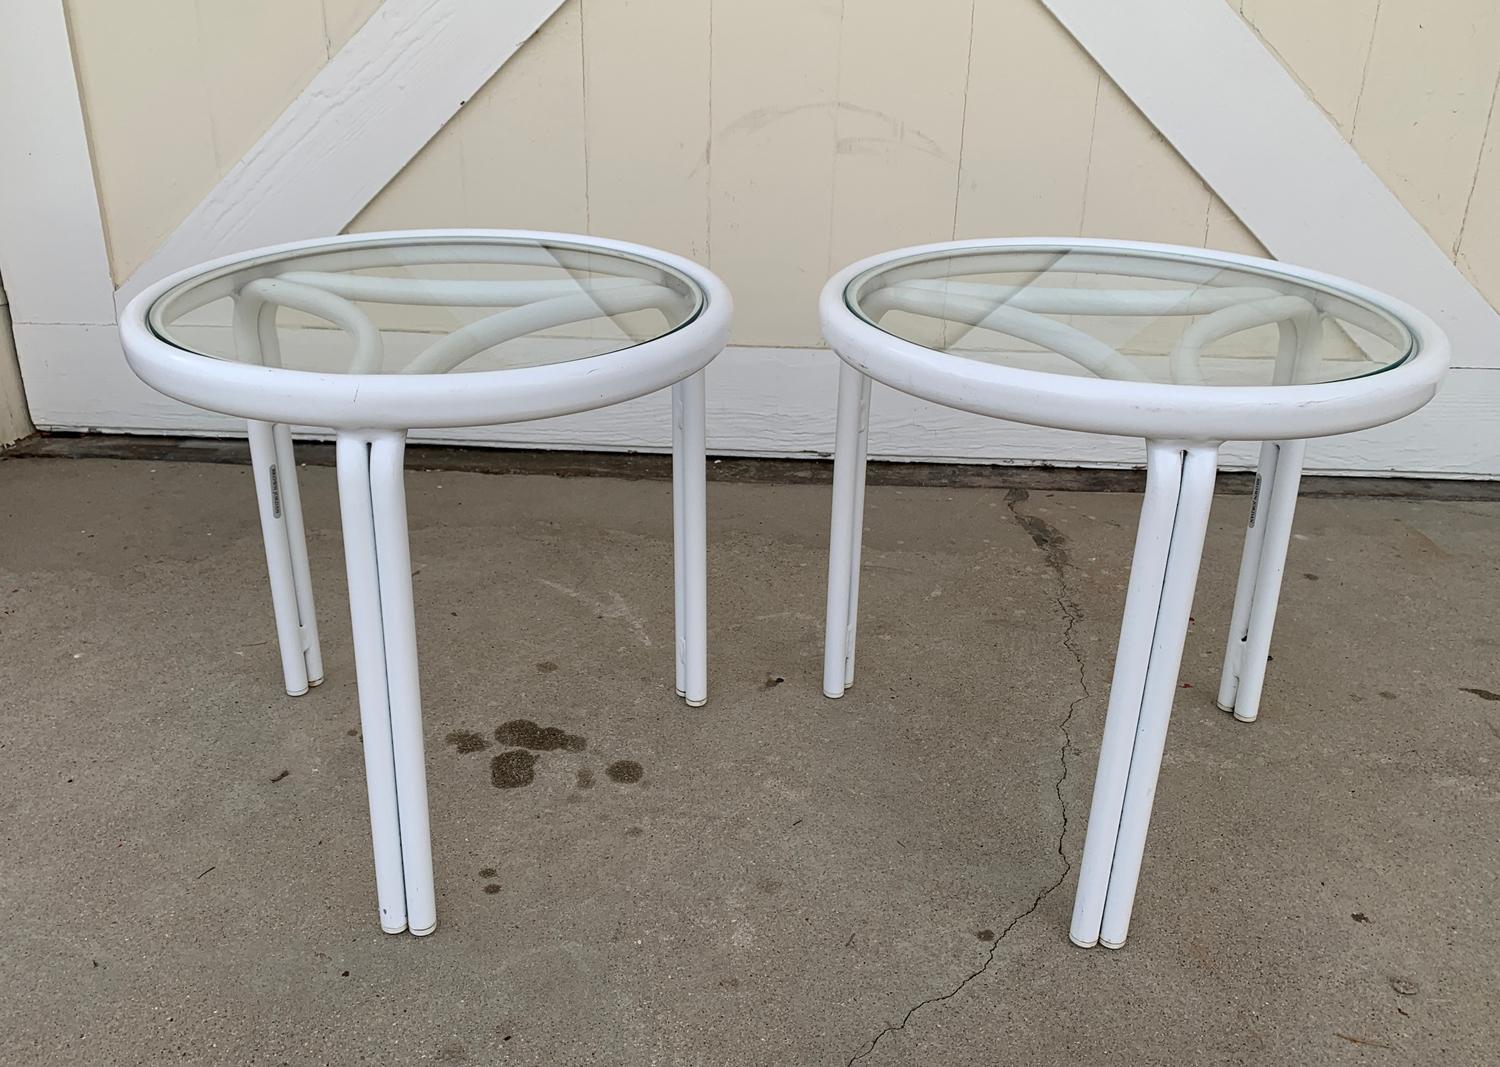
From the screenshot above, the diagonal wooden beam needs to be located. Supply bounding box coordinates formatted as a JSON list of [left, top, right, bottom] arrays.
[[1042, 0, 1500, 370], [116, 0, 567, 309]]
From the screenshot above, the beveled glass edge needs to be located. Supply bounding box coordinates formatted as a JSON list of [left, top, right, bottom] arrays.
[[145, 234, 709, 369], [842, 243, 1420, 382]]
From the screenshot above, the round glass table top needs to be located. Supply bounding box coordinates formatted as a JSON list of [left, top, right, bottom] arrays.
[[148, 235, 706, 376], [845, 246, 1416, 387]]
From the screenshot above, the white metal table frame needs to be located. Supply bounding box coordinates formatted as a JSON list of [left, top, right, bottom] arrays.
[[120, 230, 732, 937], [819, 237, 1447, 950]]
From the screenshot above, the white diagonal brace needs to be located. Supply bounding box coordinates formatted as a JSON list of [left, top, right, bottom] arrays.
[[1042, 0, 1500, 369], [116, 0, 567, 309]]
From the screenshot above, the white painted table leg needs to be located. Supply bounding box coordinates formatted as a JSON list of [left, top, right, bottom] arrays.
[[1218, 441, 1278, 713], [1098, 445, 1218, 949], [247, 419, 311, 697], [823, 360, 869, 698], [367, 432, 436, 935], [334, 433, 408, 934], [671, 383, 687, 698], [271, 423, 323, 686], [843, 374, 873, 690], [1070, 443, 1186, 947], [675, 371, 709, 707], [1219, 439, 1305, 723]]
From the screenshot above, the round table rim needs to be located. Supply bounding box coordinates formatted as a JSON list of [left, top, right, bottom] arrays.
[[119, 229, 733, 431], [820, 236, 1449, 442]]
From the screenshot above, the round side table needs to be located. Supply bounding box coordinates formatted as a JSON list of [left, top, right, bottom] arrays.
[[818, 238, 1447, 950], [121, 230, 732, 936]]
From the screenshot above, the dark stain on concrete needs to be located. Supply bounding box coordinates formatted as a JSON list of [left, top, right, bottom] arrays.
[[606, 759, 644, 784], [482, 884, 502, 895], [576, 767, 595, 789], [536, 661, 559, 673], [478, 867, 497, 879], [1379, 691, 1397, 700], [270, 770, 289, 783], [756, 877, 784, 895], [445, 730, 491, 754], [762, 675, 785, 689], [1303, 572, 1320, 581], [495, 719, 585, 752], [975, 929, 996, 941], [491, 750, 537, 789], [625, 826, 644, 837], [1460, 687, 1500, 701]]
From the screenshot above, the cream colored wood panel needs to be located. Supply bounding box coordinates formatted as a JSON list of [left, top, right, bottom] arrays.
[[197, 2, 331, 174], [1240, 0, 1378, 133], [1455, 91, 1500, 309], [65, 0, 219, 281], [1204, 195, 1266, 256], [322, 0, 384, 53], [347, 117, 469, 232], [451, 0, 588, 233], [1080, 79, 1211, 245], [582, 0, 710, 260], [827, 0, 972, 271], [351, 0, 588, 235], [709, 0, 841, 347], [1352, 0, 1500, 253], [955, 0, 1098, 239]]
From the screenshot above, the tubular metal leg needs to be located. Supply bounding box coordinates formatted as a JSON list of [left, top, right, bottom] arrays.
[[672, 383, 687, 698], [248, 419, 310, 697], [367, 432, 436, 935], [1217, 439, 1306, 723], [843, 374, 873, 689], [271, 423, 323, 686], [823, 361, 870, 698], [1071, 443, 1219, 949], [674, 371, 709, 707], [334, 432, 409, 934]]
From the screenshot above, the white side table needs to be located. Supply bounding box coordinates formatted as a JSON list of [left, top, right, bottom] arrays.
[[121, 230, 732, 936], [819, 238, 1447, 949]]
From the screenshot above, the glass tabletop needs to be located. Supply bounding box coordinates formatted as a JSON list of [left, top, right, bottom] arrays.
[[148, 235, 705, 375], [846, 246, 1415, 386]]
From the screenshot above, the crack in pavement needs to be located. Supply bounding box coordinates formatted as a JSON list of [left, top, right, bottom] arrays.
[[845, 489, 1087, 1066]]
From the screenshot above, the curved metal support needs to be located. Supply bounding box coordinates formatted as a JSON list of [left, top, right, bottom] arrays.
[[1167, 295, 1319, 385], [402, 284, 685, 374], [277, 271, 646, 307], [866, 287, 1151, 382], [236, 277, 385, 372]]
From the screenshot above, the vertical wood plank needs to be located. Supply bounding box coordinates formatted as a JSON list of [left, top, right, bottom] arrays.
[[197, 1, 330, 174], [1239, 0, 1379, 133], [321, 0, 384, 54], [1080, 79, 1211, 245], [955, 0, 1099, 238], [64, 0, 219, 281], [709, 0, 842, 347], [351, 0, 588, 234], [1455, 82, 1500, 308], [827, 0, 972, 270], [1352, 0, 1500, 253], [582, 0, 711, 260]]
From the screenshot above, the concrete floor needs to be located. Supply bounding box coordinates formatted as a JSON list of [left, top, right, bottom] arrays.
[[0, 455, 1496, 1066]]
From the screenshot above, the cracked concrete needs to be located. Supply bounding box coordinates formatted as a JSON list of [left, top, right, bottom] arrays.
[[2, 456, 1498, 1065]]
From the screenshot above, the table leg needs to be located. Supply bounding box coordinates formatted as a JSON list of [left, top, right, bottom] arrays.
[[1071, 443, 1218, 949], [672, 384, 687, 698], [823, 361, 871, 698], [248, 419, 311, 697], [1217, 439, 1306, 723], [271, 424, 324, 687], [336, 431, 436, 935], [673, 371, 709, 707]]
